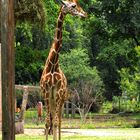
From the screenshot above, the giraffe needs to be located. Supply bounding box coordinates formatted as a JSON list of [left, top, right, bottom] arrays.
[[40, 0, 87, 140]]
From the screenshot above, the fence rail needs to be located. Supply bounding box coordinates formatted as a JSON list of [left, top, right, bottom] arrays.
[[15, 85, 40, 91]]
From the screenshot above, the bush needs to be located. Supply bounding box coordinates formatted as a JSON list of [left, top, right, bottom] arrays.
[[100, 101, 113, 113], [112, 96, 140, 113]]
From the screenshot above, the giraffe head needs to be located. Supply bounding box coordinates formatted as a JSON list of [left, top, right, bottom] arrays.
[[60, 0, 87, 17]]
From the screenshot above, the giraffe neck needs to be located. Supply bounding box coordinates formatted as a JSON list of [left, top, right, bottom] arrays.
[[48, 7, 65, 66], [54, 7, 65, 51]]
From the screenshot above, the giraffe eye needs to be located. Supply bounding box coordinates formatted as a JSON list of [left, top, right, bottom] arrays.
[[72, 4, 76, 8]]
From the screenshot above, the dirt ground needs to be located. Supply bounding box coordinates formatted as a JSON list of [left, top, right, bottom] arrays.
[[24, 128, 140, 137]]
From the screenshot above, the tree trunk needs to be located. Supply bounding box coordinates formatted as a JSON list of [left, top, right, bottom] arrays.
[[15, 87, 29, 134], [0, 44, 1, 130], [1, 0, 15, 139], [15, 121, 24, 134]]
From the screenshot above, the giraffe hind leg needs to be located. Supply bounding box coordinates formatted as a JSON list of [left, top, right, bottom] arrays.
[[53, 121, 58, 140], [58, 106, 63, 140], [45, 118, 50, 140], [48, 113, 53, 135], [50, 112, 58, 140], [58, 111, 62, 140], [45, 103, 51, 140]]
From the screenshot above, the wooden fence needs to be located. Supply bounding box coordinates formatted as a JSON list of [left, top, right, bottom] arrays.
[[15, 85, 76, 118]]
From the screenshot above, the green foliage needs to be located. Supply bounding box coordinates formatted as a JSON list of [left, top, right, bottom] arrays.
[[91, 0, 140, 44], [119, 46, 140, 101], [60, 48, 104, 115], [15, 42, 47, 84], [16, 23, 33, 44], [15, 0, 46, 26], [43, 0, 59, 43], [112, 95, 140, 113], [16, 22, 50, 50], [83, 0, 140, 100], [120, 68, 139, 97], [60, 48, 104, 90], [62, 17, 88, 51], [60, 48, 90, 82], [100, 101, 113, 113]]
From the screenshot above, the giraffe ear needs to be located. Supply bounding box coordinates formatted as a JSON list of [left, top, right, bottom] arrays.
[[73, 0, 78, 2], [72, 0, 79, 4]]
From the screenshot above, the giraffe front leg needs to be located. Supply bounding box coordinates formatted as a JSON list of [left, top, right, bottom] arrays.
[[45, 116, 50, 140], [53, 111, 60, 140], [45, 98, 51, 140], [54, 102, 63, 140], [58, 108, 62, 140], [53, 122, 58, 140]]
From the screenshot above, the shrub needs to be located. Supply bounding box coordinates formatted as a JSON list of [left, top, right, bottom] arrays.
[[100, 101, 113, 113]]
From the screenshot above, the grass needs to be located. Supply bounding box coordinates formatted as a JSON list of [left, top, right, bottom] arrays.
[[128, 113, 140, 120], [15, 135, 95, 140], [1, 128, 140, 140], [24, 119, 132, 129], [24, 116, 138, 129], [15, 136, 140, 140], [14, 128, 140, 140], [18, 109, 140, 129]]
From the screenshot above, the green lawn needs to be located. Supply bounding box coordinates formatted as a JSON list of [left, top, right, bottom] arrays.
[[15, 135, 140, 140], [24, 115, 139, 129], [6, 135, 139, 140], [128, 113, 140, 120], [1, 128, 140, 140], [15, 128, 140, 140], [2, 135, 140, 140], [13, 111, 140, 140]]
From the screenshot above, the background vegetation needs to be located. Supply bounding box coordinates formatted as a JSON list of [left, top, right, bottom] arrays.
[[15, 0, 140, 113]]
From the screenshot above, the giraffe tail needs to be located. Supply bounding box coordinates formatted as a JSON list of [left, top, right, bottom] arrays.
[[49, 85, 57, 111]]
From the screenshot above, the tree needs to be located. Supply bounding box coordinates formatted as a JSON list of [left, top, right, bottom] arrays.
[[119, 46, 140, 101], [82, 0, 140, 100], [88, 0, 140, 45], [15, 0, 45, 26], [14, 0, 48, 84], [73, 79, 103, 122], [15, 41, 48, 84], [60, 48, 104, 119]]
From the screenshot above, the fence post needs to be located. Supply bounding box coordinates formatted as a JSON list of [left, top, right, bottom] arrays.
[[19, 87, 29, 122], [72, 99, 76, 118], [66, 101, 69, 118], [15, 87, 29, 134], [1, 0, 15, 139]]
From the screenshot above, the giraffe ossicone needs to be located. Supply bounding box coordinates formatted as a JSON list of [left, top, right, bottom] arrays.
[[40, 0, 87, 140]]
